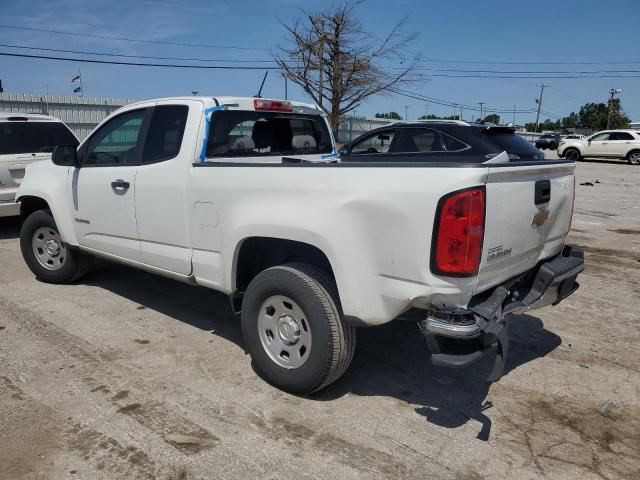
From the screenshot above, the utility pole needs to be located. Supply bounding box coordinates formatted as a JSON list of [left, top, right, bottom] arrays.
[[478, 102, 485, 121], [460, 107, 463, 121], [424, 104, 428, 119], [513, 104, 516, 125], [283, 74, 288, 100], [317, 18, 325, 109], [534, 84, 547, 132], [404, 105, 409, 121], [607, 88, 621, 129]]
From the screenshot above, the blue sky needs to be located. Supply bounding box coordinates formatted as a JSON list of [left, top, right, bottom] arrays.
[[1, 0, 638, 123]]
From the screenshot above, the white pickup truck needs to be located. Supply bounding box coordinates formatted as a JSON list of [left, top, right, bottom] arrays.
[[16, 96, 584, 394]]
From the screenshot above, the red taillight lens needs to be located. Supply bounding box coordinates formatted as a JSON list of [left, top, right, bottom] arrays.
[[431, 186, 486, 277], [254, 99, 293, 112]]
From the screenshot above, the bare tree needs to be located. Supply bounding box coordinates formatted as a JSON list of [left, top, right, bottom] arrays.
[[274, 2, 420, 133]]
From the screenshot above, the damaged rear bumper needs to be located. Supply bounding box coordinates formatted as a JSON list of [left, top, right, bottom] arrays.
[[419, 245, 584, 381]]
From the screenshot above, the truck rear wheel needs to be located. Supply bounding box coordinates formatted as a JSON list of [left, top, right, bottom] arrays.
[[241, 263, 355, 394], [20, 210, 93, 284]]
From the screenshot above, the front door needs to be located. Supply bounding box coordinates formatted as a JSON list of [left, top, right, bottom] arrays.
[[71, 108, 150, 262], [584, 132, 611, 156]]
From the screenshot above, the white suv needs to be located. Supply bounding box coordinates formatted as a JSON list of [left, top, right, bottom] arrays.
[[558, 129, 640, 165], [0, 113, 78, 217]]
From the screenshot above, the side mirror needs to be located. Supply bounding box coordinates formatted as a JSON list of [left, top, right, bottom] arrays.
[[338, 146, 350, 157], [52, 145, 78, 167]]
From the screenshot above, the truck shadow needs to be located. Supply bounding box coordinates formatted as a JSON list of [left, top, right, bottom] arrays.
[[0, 217, 21, 240], [315, 314, 561, 441], [80, 260, 560, 442]]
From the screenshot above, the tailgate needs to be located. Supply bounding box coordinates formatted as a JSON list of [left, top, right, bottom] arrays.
[[475, 162, 575, 294], [0, 153, 50, 201]]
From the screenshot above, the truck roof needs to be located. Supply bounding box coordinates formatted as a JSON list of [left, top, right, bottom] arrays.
[[124, 96, 322, 113], [0, 112, 63, 122]]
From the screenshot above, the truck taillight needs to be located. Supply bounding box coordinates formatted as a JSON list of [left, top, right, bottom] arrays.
[[254, 99, 293, 112], [431, 186, 486, 277]]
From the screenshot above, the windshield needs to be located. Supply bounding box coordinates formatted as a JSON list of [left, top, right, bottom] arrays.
[[206, 110, 333, 158], [0, 121, 78, 155]]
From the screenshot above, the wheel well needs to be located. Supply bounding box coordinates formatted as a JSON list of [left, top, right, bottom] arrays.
[[627, 149, 640, 157], [19, 196, 50, 219], [233, 237, 336, 311]]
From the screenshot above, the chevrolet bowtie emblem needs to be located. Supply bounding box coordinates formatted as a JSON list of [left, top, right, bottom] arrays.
[[532, 210, 550, 226]]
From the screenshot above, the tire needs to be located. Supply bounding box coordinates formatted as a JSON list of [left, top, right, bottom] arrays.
[[563, 148, 581, 161], [241, 263, 356, 395], [20, 210, 93, 283], [627, 150, 640, 165]]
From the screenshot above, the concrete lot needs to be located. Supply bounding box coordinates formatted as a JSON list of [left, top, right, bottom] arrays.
[[1, 157, 639, 480]]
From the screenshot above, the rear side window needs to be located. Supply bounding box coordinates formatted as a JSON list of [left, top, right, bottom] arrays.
[[142, 105, 189, 163], [0, 122, 78, 155], [609, 132, 634, 141], [396, 128, 444, 152], [206, 110, 332, 158], [481, 130, 540, 156]]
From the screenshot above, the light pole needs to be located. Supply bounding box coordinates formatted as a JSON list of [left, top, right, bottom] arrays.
[[478, 102, 485, 121], [404, 105, 409, 121], [607, 88, 622, 129]]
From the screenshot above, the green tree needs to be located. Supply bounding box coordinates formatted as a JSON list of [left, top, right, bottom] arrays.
[[418, 114, 459, 120], [579, 100, 630, 130], [375, 111, 402, 120], [483, 114, 500, 124], [561, 112, 579, 129]]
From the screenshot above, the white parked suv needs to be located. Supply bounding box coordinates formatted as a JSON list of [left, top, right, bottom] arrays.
[[558, 129, 640, 164], [16, 96, 584, 393], [0, 113, 78, 217]]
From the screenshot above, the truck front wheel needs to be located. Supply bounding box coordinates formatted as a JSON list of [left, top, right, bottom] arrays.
[[20, 210, 93, 284], [241, 263, 356, 394]]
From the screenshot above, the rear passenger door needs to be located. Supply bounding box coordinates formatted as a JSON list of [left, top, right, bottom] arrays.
[[134, 101, 195, 275], [608, 132, 635, 157]]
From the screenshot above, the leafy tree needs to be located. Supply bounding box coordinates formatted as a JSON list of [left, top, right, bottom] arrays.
[[561, 112, 579, 129], [418, 114, 459, 120], [579, 100, 630, 131], [375, 112, 402, 120], [275, 2, 420, 133], [483, 114, 500, 124]]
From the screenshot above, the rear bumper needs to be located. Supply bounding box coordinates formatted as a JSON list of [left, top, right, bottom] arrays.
[[0, 200, 20, 218], [420, 245, 584, 380]]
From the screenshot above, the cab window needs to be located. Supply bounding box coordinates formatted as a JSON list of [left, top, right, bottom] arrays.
[[351, 130, 396, 154], [142, 105, 189, 163], [84, 109, 146, 165]]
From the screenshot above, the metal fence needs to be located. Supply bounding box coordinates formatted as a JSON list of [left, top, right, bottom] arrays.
[[0, 92, 136, 140]]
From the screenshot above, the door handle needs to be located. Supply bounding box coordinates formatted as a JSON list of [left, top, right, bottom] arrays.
[[111, 179, 130, 191]]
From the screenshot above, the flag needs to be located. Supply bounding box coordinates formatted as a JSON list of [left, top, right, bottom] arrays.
[[71, 75, 80, 82], [73, 86, 82, 93]]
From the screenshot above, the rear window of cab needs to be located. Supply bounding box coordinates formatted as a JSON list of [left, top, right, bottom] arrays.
[[205, 110, 333, 158], [0, 122, 78, 155]]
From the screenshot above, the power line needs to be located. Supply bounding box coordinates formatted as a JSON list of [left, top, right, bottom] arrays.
[[390, 88, 537, 114], [407, 67, 640, 74], [0, 24, 271, 51], [0, 51, 280, 69], [418, 57, 640, 66], [0, 43, 277, 63]]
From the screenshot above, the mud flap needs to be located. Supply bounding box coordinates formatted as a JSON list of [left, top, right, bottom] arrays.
[[484, 319, 509, 382]]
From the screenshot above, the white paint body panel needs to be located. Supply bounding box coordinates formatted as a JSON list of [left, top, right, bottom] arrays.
[[17, 97, 576, 326]]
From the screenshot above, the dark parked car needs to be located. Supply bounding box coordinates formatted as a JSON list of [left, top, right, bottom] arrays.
[[535, 133, 561, 150], [339, 120, 545, 163]]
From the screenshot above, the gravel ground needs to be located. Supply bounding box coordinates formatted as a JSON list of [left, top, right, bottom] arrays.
[[1, 158, 639, 480]]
